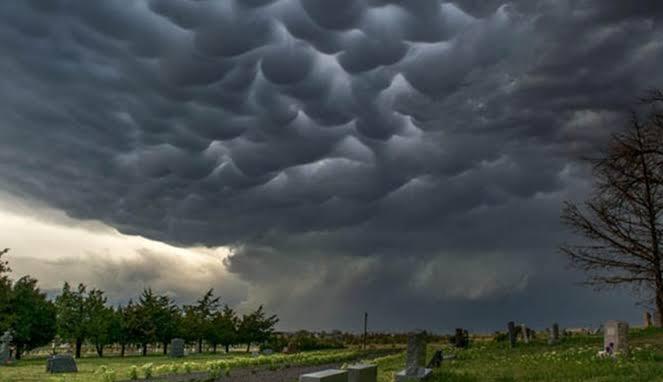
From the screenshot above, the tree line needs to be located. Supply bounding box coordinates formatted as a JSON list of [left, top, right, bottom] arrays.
[[0, 250, 278, 359]]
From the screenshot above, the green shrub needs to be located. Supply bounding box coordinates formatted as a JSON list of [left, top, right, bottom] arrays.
[[141, 363, 154, 379], [128, 365, 139, 380]]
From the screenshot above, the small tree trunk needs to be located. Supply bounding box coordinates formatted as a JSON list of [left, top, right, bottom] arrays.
[[212, 344, 217, 353], [246, 342, 250, 353], [163, 341, 168, 355], [655, 283, 663, 328], [142, 343, 147, 356], [75, 338, 83, 359], [120, 343, 126, 357], [225, 344, 230, 353], [96, 344, 104, 357], [197, 339, 202, 354]]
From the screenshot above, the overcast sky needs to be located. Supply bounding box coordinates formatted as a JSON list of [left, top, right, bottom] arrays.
[[0, 0, 662, 333]]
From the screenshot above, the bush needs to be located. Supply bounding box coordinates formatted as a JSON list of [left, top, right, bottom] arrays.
[[128, 365, 139, 380], [141, 363, 154, 379], [493, 332, 508, 342]]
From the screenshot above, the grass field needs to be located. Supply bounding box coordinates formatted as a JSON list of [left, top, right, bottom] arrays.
[[373, 328, 663, 382], [0, 348, 395, 382], [3, 329, 663, 381]]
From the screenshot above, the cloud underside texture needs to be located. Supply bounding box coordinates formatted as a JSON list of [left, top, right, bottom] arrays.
[[1, 0, 662, 330]]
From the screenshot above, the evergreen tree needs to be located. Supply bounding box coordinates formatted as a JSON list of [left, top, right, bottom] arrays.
[[182, 289, 219, 353], [9, 276, 56, 359], [85, 289, 114, 357], [238, 306, 278, 352], [211, 304, 238, 353], [0, 248, 11, 333], [54, 283, 88, 358]]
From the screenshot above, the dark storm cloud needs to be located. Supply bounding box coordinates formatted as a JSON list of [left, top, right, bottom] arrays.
[[1, 0, 662, 330]]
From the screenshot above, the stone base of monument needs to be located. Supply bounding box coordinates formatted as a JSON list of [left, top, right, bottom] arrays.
[[300, 369, 348, 382], [395, 368, 432, 381], [347, 364, 377, 382], [46, 355, 78, 373]]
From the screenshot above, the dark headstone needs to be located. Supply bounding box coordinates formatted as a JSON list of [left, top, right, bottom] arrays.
[[46, 355, 78, 373], [454, 328, 469, 348], [507, 321, 517, 348], [169, 338, 185, 358], [427, 350, 443, 368]]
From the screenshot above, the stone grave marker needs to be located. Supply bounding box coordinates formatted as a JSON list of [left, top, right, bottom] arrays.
[[347, 364, 377, 382], [520, 324, 530, 343], [300, 369, 348, 382], [169, 338, 185, 358], [454, 328, 469, 348], [603, 320, 629, 355], [507, 321, 517, 348], [262, 348, 274, 355], [0, 330, 12, 365], [548, 323, 560, 345], [427, 350, 443, 368], [46, 354, 78, 373], [395, 331, 432, 381], [654, 311, 662, 328]]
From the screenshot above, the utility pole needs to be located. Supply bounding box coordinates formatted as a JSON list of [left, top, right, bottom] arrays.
[[363, 312, 368, 350]]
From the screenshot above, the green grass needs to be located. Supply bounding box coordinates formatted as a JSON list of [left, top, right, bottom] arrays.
[[372, 328, 663, 382], [5, 330, 663, 381], [0, 348, 396, 382]]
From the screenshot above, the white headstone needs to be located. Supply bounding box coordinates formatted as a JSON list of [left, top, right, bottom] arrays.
[[603, 321, 629, 355]]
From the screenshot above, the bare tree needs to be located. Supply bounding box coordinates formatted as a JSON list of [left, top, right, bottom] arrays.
[[561, 92, 663, 326]]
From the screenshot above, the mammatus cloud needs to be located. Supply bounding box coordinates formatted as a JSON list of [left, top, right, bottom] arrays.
[[1, 1, 661, 330]]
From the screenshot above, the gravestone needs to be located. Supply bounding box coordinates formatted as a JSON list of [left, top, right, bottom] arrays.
[[0, 330, 12, 365], [507, 321, 517, 348], [347, 364, 377, 382], [603, 321, 629, 355], [46, 354, 78, 373], [427, 350, 443, 368], [262, 348, 274, 355], [655, 311, 662, 328], [300, 369, 348, 382], [548, 323, 560, 345], [520, 324, 530, 343], [454, 328, 469, 349], [644, 312, 653, 328], [169, 338, 185, 358], [395, 331, 432, 381]]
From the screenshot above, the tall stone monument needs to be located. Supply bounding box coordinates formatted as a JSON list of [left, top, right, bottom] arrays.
[[603, 321, 629, 355], [507, 321, 517, 348], [0, 330, 12, 365], [395, 331, 432, 381]]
